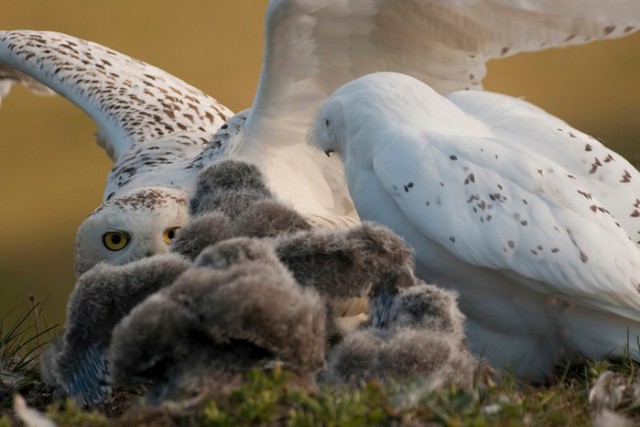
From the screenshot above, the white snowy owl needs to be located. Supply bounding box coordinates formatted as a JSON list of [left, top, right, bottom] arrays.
[[309, 72, 640, 379], [2, 1, 640, 272]]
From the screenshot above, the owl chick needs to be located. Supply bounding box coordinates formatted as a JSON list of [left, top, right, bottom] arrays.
[[188, 160, 274, 218], [51, 254, 191, 406], [327, 284, 477, 387], [109, 238, 326, 402], [274, 223, 417, 334]]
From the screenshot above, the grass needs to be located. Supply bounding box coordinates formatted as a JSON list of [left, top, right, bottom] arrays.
[[2, 302, 639, 426], [0, 296, 57, 389], [0, 298, 60, 425]]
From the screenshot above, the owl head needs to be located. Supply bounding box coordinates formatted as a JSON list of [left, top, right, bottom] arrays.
[[307, 96, 346, 159], [74, 187, 189, 276]]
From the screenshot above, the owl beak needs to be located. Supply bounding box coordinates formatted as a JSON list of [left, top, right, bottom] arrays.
[[324, 149, 334, 157]]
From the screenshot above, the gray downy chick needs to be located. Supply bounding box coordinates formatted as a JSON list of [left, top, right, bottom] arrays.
[[275, 222, 417, 334], [327, 284, 477, 388], [188, 160, 273, 219], [109, 238, 326, 403], [51, 254, 190, 406]]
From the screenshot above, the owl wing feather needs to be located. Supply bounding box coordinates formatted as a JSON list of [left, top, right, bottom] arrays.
[[60, 343, 111, 407], [370, 127, 640, 322], [0, 30, 232, 162], [447, 90, 640, 248], [244, 0, 640, 147]]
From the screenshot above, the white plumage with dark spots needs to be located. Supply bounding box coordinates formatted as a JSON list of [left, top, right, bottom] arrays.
[[446, 91, 640, 248], [309, 72, 640, 380], [0, 30, 232, 275]]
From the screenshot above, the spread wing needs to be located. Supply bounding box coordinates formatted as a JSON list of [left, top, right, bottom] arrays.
[[244, 0, 640, 145], [370, 128, 640, 320], [447, 90, 640, 248], [0, 30, 232, 161]]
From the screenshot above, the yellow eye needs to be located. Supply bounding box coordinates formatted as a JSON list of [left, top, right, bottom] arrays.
[[102, 231, 130, 251], [163, 227, 180, 244]]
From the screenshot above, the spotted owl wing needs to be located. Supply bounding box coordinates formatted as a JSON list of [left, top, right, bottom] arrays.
[[370, 128, 640, 320], [446, 90, 640, 248], [243, 0, 640, 146], [0, 30, 232, 161]]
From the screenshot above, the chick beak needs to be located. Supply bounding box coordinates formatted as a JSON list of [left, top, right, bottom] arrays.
[[324, 149, 334, 158]]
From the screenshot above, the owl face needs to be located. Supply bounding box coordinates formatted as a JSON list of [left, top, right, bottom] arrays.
[[74, 188, 189, 276]]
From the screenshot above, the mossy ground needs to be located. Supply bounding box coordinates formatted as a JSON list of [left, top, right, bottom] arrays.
[[2, 358, 638, 426], [1, 303, 639, 426]]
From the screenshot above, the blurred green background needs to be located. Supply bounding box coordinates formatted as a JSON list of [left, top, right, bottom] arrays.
[[1, 1, 639, 327]]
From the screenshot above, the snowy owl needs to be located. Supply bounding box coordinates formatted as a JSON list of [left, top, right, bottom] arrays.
[[3, 2, 640, 274], [0, 31, 233, 275], [309, 71, 640, 380]]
